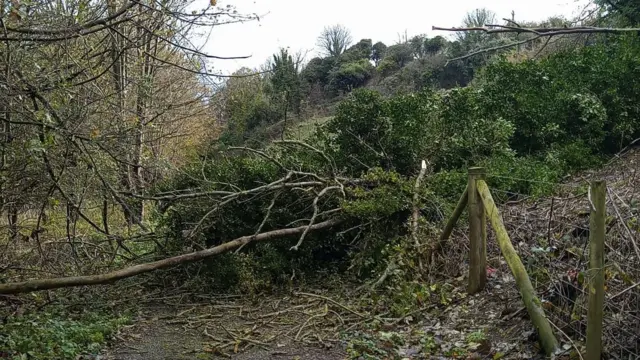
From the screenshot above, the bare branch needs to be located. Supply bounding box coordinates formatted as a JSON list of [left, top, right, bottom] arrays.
[[432, 25, 640, 36], [235, 191, 281, 254], [0, 219, 343, 294], [290, 186, 341, 251], [445, 36, 541, 64]]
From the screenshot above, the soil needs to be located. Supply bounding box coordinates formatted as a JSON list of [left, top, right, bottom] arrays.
[[103, 300, 348, 360]]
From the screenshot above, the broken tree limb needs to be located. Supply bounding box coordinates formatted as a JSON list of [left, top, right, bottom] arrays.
[[411, 160, 429, 248], [290, 185, 342, 251], [432, 25, 640, 36], [476, 180, 559, 355], [0, 218, 343, 294], [431, 186, 469, 258]]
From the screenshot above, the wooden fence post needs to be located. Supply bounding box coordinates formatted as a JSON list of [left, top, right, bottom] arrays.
[[438, 187, 468, 245], [476, 180, 559, 355], [586, 180, 606, 360], [468, 167, 486, 294]]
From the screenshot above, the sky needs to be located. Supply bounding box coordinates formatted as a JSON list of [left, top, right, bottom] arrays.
[[192, 0, 591, 75]]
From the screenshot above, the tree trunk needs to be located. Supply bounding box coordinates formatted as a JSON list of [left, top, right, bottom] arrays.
[[0, 218, 342, 294], [8, 205, 18, 240]]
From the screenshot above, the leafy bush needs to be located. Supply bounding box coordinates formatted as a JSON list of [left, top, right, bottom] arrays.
[[156, 36, 640, 293], [324, 88, 513, 176], [329, 59, 375, 93], [0, 309, 130, 360], [479, 35, 640, 156]]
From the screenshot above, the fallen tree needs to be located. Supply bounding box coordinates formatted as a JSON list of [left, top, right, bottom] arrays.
[[0, 218, 342, 294]]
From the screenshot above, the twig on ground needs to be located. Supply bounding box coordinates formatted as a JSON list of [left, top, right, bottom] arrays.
[[294, 291, 367, 318], [607, 187, 640, 260], [295, 309, 328, 341], [549, 320, 585, 360]]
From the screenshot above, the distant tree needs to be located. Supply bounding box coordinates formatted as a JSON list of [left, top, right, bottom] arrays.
[[457, 8, 498, 44], [300, 57, 336, 88], [219, 68, 274, 144], [268, 48, 302, 137], [385, 44, 414, 66], [376, 43, 413, 77], [341, 39, 373, 62], [409, 34, 428, 58], [371, 42, 388, 66], [329, 59, 374, 93], [425, 36, 447, 54], [596, 0, 640, 25], [317, 24, 353, 57], [269, 48, 302, 115]]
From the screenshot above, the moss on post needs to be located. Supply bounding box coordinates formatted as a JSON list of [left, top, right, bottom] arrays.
[[586, 180, 605, 360], [476, 179, 559, 355], [468, 167, 486, 294]]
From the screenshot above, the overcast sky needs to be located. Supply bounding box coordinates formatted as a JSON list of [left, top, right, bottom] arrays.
[[192, 0, 591, 75]]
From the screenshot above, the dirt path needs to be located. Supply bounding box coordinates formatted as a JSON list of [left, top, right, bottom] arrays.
[[103, 299, 347, 360], [100, 278, 548, 360]]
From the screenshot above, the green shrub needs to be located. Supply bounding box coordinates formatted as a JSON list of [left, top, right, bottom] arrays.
[[324, 88, 513, 176], [0, 309, 130, 360], [479, 35, 640, 156], [156, 36, 640, 292], [329, 59, 375, 93]]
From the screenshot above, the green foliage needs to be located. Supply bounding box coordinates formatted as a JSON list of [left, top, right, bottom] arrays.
[[0, 309, 130, 360], [300, 56, 336, 88], [342, 168, 413, 218], [341, 39, 373, 63], [329, 59, 374, 93], [466, 330, 486, 343], [268, 48, 302, 116], [597, 0, 640, 25], [381, 44, 413, 71], [376, 57, 400, 77], [371, 42, 387, 66], [219, 69, 279, 144], [425, 36, 447, 55], [479, 36, 640, 156], [325, 88, 513, 176]]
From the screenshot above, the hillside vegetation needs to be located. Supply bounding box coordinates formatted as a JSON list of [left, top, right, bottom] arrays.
[[2, 1, 640, 359], [157, 31, 640, 293]]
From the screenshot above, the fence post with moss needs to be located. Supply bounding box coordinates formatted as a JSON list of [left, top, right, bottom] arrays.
[[439, 168, 559, 355], [468, 167, 487, 295], [586, 180, 605, 360]]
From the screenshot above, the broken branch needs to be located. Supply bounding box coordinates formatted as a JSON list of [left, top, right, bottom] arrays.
[[0, 219, 343, 294]]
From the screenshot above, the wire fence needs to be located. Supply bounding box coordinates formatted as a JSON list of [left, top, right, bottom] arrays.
[[480, 149, 640, 358]]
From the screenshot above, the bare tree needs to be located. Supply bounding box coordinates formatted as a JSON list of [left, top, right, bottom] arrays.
[[456, 8, 499, 44], [316, 24, 353, 57], [0, 0, 256, 273]]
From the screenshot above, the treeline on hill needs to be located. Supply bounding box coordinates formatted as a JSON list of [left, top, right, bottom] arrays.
[[155, 31, 640, 295], [215, 9, 577, 146]]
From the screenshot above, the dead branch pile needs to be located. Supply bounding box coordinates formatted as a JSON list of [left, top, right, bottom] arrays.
[[483, 147, 640, 358]]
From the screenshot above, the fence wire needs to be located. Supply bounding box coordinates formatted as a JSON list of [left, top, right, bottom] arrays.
[[482, 149, 640, 359]]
